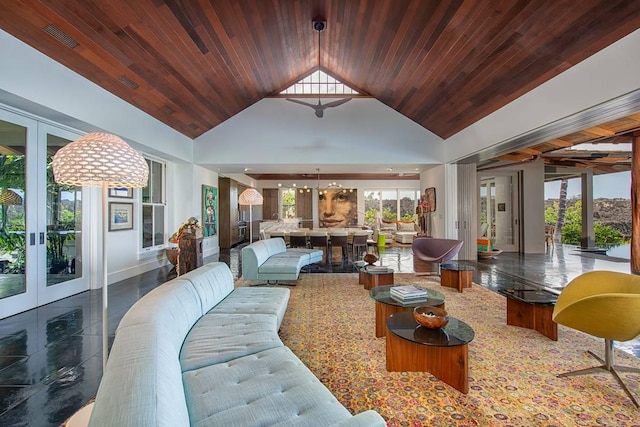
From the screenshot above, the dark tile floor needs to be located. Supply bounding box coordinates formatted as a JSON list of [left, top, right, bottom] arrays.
[[0, 243, 636, 426]]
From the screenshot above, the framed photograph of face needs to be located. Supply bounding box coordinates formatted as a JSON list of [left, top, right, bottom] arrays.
[[108, 202, 134, 231], [318, 188, 358, 228]]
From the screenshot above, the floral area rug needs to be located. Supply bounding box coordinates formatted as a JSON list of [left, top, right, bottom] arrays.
[[237, 273, 640, 426]]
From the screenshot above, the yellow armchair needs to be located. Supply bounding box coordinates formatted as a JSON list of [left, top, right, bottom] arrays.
[[552, 270, 640, 407]]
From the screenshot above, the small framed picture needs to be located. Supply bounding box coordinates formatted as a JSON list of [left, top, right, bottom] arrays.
[[109, 187, 133, 198], [109, 202, 134, 231]]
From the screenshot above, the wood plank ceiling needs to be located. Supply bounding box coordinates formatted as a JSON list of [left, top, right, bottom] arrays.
[[1, 0, 639, 143], [483, 113, 640, 176]]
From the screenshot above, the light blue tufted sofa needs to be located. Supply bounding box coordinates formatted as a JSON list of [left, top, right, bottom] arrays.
[[88, 262, 385, 426], [242, 237, 323, 282]]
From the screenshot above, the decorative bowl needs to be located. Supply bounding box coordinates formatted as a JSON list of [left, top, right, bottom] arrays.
[[363, 253, 378, 265], [413, 305, 449, 329]]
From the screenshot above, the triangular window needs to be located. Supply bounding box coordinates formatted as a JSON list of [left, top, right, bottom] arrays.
[[280, 70, 358, 95]]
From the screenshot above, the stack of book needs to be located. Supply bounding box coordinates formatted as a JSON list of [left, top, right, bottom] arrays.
[[366, 265, 392, 273], [390, 285, 428, 302]]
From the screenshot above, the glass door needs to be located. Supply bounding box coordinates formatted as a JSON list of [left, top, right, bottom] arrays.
[[0, 110, 89, 319], [479, 172, 520, 252], [0, 113, 35, 316], [38, 124, 88, 305]]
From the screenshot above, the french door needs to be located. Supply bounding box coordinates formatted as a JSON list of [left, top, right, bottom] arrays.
[[0, 109, 89, 319], [478, 171, 520, 253]]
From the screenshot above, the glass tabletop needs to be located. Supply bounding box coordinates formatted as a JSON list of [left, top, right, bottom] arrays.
[[501, 289, 557, 305], [441, 263, 476, 272], [369, 284, 445, 308], [360, 265, 394, 275], [386, 311, 475, 347]]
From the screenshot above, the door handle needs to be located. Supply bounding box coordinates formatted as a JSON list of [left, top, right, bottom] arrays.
[[30, 233, 35, 246], [40, 232, 45, 244]]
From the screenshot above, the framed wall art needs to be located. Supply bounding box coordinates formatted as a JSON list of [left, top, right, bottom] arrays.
[[318, 188, 358, 228], [424, 187, 436, 212], [202, 185, 217, 237], [108, 187, 133, 198], [108, 202, 134, 231]]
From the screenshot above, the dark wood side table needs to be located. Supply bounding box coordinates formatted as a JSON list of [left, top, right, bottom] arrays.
[[440, 263, 475, 292], [502, 289, 558, 340], [386, 312, 475, 393], [359, 267, 394, 290]]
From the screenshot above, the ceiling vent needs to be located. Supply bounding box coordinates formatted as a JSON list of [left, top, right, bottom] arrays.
[[118, 76, 139, 90], [43, 24, 79, 49]]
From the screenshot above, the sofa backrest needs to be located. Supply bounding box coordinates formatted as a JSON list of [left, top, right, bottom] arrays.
[[179, 262, 235, 314], [241, 238, 287, 280], [90, 262, 235, 427]]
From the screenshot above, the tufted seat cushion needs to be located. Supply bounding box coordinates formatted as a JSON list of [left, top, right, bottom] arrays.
[[180, 313, 282, 371], [212, 287, 290, 328], [183, 346, 355, 427]]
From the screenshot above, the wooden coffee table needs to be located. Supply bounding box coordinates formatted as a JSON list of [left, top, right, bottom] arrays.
[[369, 285, 445, 338], [385, 312, 475, 393]]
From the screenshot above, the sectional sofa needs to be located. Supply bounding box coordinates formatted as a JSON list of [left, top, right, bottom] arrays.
[[241, 237, 323, 283], [88, 262, 385, 426]]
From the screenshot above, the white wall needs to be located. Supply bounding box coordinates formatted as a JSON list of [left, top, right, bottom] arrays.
[[194, 98, 444, 171], [521, 160, 545, 253], [192, 165, 220, 258], [420, 167, 447, 238]]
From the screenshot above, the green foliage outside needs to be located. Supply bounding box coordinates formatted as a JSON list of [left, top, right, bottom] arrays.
[[0, 154, 81, 273], [545, 199, 624, 246]]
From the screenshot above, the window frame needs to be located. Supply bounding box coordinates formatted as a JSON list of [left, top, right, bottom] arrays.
[[140, 156, 166, 252]]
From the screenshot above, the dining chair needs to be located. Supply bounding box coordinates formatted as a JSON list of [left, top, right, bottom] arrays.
[[309, 231, 330, 264], [329, 230, 349, 264], [268, 230, 288, 246], [289, 231, 309, 249], [350, 230, 369, 261], [367, 228, 379, 256]]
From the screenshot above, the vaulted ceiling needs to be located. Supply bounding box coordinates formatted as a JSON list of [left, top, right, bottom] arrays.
[[1, 0, 639, 145]]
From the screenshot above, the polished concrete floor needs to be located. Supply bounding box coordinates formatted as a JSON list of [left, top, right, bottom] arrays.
[[0, 243, 637, 426]]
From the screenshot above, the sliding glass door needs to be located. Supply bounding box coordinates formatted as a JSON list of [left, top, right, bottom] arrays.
[[478, 172, 520, 252], [0, 110, 89, 319]]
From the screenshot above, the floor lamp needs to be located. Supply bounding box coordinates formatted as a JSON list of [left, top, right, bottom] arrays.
[[52, 132, 148, 371], [238, 188, 263, 243]]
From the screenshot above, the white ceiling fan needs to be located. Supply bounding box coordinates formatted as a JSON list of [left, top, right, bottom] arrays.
[[286, 19, 352, 118]]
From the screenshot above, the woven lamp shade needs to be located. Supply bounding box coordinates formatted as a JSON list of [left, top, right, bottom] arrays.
[[52, 132, 148, 188], [238, 188, 263, 205], [0, 189, 23, 206]]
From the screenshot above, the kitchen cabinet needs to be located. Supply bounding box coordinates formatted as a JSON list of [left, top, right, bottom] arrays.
[[219, 177, 239, 248]]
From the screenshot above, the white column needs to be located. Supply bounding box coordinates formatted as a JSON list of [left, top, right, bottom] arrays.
[[581, 170, 595, 248]]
